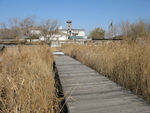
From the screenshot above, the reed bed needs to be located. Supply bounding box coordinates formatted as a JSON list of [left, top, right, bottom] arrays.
[[62, 41, 150, 102], [0, 45, 60, 113]]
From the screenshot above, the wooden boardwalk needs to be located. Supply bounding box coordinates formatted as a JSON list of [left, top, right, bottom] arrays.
[[53, 52, 150, 113]]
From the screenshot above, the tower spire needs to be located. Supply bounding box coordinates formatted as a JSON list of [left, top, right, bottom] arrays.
[[66, 20, 72, 37]]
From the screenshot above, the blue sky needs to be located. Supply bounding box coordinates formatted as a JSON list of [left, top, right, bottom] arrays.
[[0, 0, 150, 34]]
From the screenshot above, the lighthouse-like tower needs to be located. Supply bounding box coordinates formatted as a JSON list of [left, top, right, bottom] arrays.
[[66, 20, 72, 38]]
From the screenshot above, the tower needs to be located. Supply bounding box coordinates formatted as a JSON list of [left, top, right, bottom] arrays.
[[108, 20, 114, 38], [66, 20, 72, 37]]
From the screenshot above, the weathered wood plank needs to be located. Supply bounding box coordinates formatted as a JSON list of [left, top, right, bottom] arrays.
[[53, 52, 150, 113]]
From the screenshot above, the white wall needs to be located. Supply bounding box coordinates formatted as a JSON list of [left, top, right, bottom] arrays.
[[30, 30, 41, 35], [61, 30, 67, 34], [76, 31, 85, 36]]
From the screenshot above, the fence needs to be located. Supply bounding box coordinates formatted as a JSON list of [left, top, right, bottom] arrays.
[[0, 38, 122, 47]]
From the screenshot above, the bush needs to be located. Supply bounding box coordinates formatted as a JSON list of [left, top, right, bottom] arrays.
[[90, 27, 105, 39]]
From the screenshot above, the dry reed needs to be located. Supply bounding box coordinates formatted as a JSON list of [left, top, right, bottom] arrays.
[[62, 41, 150, 102], [0, 45, 60, 113]]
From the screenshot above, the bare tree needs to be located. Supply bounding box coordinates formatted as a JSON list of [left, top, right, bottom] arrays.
[[119, 20, 149, 40], [120, 21, 131, 37], [20, 16, 35, 33], [20, 16, 36, 42], [0, 22, 19, 39], [8, 17, 23, 40], [0, 17, 59, 44], [39, 19, 59, 42], [0, 22, 8, 39]]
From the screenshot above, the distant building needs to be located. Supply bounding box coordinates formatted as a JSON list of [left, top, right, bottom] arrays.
[[49, 20, 87, 40], [60, 20, 87, 40], [25, 20, 87, 41], [59, 28, 86, 40]]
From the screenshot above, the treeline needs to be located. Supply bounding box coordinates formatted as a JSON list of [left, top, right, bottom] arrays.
[[0, 16, 59, 40], [90, 20, 150, 40]]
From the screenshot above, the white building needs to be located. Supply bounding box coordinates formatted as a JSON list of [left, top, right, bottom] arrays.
[[48, 20, 87, 40], [58, 28, 87, 40], [26, 20, 87, 41]]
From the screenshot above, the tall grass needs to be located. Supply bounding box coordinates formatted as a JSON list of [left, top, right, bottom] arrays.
[[0, 45, 60, 113], [62, 41, 150, 102]]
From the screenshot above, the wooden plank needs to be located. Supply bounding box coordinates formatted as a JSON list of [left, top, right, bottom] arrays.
[[53, 52, 150, 113]]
